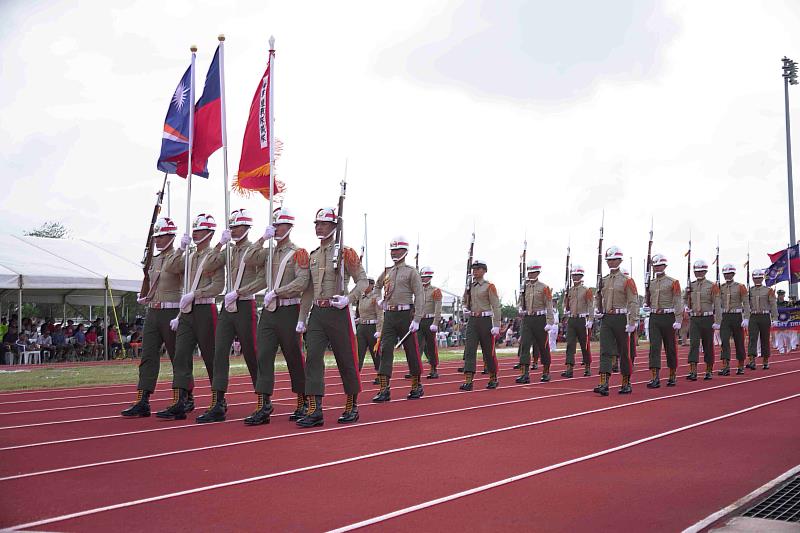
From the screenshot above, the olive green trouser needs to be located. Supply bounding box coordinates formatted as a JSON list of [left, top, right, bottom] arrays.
[[418, 317, 439, 368], [688, 315, 714, 364], [519, 315, 550, 367], [462, 316, 498, 374], [720, 313, 745, 362], [255, 304, 305, 396], [648, 312, 677, 370], [565, 316, 590, 366], [211, 300, 258, 392], [599, 314, 632, 375], [137, 307, 178, 392], [356, 322, 378, 371], [378, 309, 422, 378], [747, 313, 771, 358], [172, 303, 217, 390], [304, 306, 361, 397]]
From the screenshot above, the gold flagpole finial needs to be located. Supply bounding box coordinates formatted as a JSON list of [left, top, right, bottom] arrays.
[[218, 34, 225, 42], [190, 45, 198, 53]]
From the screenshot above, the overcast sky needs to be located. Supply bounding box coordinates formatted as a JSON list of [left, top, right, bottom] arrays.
[[1, 0, 799, 302]]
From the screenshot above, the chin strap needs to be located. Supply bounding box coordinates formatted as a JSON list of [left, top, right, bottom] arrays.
[[156, 235, 176, 252], [319, 228, 336, 241], [232, 227, 251, 242], [392, 250, 408, 262], [276, 227, 293, 242], [193, 231, 213, 245]]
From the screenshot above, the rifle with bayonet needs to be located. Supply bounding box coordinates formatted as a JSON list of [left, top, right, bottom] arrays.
[[333, 168, 347, 294], [715, 236, 720, 286], [562, 241, 571, 327], [644, 219, 654, 308], [685, 233, 693, 310], [139, 173, 168, 297], [595, 213, 605, 319], [519, 237, 527, 313], [464, 232, 476, 312]]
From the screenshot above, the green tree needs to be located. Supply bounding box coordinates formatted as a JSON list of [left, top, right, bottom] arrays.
[[501, 304, 518, 320]]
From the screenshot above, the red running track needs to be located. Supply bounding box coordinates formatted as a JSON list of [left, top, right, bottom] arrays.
[[1, 348, 799, 531]]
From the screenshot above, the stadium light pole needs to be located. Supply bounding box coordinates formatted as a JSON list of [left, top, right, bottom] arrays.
[[782, 56, 798, 299]]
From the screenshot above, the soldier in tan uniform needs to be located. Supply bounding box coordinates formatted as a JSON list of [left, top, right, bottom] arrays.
[[645, 254, 682, 388], [417, 266, 443, 379], [157, 213, 225, 420], [372, 236, 426, 402], [719, 263, 750, 375], [355, 278, 383, 374], [684, 259, 722, 381], [563, 264, 593, 378], [516, 259, 555, 383], [243, 208, 311, 425], [122, 217, 184, 417], [747, 269, 778, 370], [593, 246, 639, 396], [197, 208, 266, 423], [296, 207, 368, 427], [460, 259, 501, 390]]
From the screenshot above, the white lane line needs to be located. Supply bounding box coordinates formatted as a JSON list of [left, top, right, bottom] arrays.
[[682, 463, 800, 533], [2, 369, 797, 484], [7, 390, 798, 532], [327, 393, 800, 532]]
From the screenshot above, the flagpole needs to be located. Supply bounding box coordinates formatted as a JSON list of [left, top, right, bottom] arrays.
[[184, 45, 197, 294], [218, 35, 232, 292], [267, 36, 276, 291]]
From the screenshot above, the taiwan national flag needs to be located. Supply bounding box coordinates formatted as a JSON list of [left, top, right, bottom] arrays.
[[156, 65, 200, 176], [190, 45, 222, 176], [767, 244, 800, 286]]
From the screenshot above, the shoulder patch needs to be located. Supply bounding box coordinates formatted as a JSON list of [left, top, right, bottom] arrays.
[[433, 288, 442, 301], [543, 286, 552, 299], [739, 285, 748, 297], [672, 280, 681, 295], [488, 283, 498, 296], [585, 288, 594, 300], [768, 288, 775, 296], [293, 248, 310, 268], [711, 283, 720, 295], [343, 247, 360, 269], [625, 278, 637, 293]]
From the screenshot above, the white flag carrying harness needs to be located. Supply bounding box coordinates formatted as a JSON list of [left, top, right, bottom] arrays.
[[227, 249, 254, 313], [180, 252, 209, 314], [265, 250, 296, 312]]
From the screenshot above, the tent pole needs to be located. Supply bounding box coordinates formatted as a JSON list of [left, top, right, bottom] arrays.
[[103, 278, 109, 361], [17, 275, 22, 322]]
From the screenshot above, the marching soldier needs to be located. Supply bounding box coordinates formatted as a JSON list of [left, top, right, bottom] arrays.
[[122, 217, 184, 417], [372, 236, 425, 402], [460, 259, 501, 390], [355, 278, 383, 377], [516, 259, 555, 383], [197, 208, 265, 423], [593, 246, 638, 396], [685, 260, 722, 381], [563, 264, 593, 378], [296, 207, 368, 427], [621, 267, 638, 365], [418, 266, 443, 379], [747, 269, 778, 369], [243, 208, 311, 425], [157, 214, 225, 420], [719, 263, 750, 375], [645, 254, 682, 388]]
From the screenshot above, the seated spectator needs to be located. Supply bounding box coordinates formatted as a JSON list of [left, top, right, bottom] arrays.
[[107, 326, 122, 357], [73, 324, 87, 355], [86, 326, 98, 357], [64, 320, 75, 338], [14, 333, 28, 363], [51, 326, 67, 360], [2, 326, 19, 364], [37, 327, 53, 362]]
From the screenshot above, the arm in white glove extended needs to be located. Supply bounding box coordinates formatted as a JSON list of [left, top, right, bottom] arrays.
[[408, 321, 419, 333], [296, 321, 306, 333], [179, 292, 194, 308], [490, 326, 500, 336]]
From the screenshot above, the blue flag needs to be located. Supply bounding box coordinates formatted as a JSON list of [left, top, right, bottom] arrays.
[[765, 249, 790, 286]]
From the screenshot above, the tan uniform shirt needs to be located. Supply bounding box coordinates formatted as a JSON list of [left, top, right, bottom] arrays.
[[720, 281, 751, 319], [300, 242, 368, 321], [648, 274, 683, 324], [749, 285, 778, 320], [464, 278, 501, 327], [684, 278, 721, 323], [185, 247, 225, 299], [251, 239, 311, 299], [374, 260, 425, 323], [357, 291, 384, 331], [227, 239, 266, 298], [420, 284, 443, 323], [565, 282, 594, 318], [147, 247, 184, 304], [596, 269, 639, 327], [519, 278, 554, 325]]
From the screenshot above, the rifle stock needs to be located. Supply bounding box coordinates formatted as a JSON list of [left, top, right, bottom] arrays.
[[464, 233, 475, 311], [139, 174, 168, 297]]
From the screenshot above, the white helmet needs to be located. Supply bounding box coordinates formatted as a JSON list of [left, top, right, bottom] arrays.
[[314, 207, 337, 224], [693, 259, 709, 272], [526, 259, 542, 273], [605, 246, 623, 260], [419, 266, 434, 278], [153, 216, 178, 237], [752, 268, 766, 279], [722, 263, 736, 275], [389, 236, 410, 250], [192, 213, 217, 232], [471, 259, 488, 271], [273, 207, 295, 226], [229, 208, 253, 227], [570, 264, 585, 276], [651, 254, 668, 267]]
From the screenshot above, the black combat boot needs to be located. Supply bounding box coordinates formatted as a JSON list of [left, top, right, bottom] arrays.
[[196, 390, 226, 423], [481, 365, 488, 375], [408, 375, 424, 399], [704, 363, 713, 380], [337, 394, 359, 424], [243, 393, 273, 425], [121, 390, 151, 417], [561, 364, 574, 378], [459, 371, 474, 391], [372, 375, 391, 402], [718, 362, 730, 376], [515, 365, 530, 384], [513, 362, 521, 370], [404, 373, 412, 379], [297, 395, 324, 428], [762, 356, 770, 370], [647, 368, 660, 389], [736, 362, 745, 375], [532, 358, 539, 370], [185, 390, 195, 413], [686, 362, 698, 381], [747, 356, 757, 370], [612, 356, 619, 373], [156, 388, 189, 420], [486, 372, 499, 389], [372, 377, 380, 385], [593, 373, 609, 396], [583, 365, 591, 377], [426, 366, 439, 379], [289, 393, 307, 421], [667, 368, 677, 387], [540, 364, 551, 382], [618, 374, 632, 394]]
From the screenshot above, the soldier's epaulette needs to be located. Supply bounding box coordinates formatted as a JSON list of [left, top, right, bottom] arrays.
[[543, 286, 552, 299], [711, 284, 720, 295], [343, 247, 360, 269], [488, 283, 498, 295], [433, 288, 442, 300], [294, 248, 310, 268], [625, 278, 637, 292], [739, 284, 748, 297]]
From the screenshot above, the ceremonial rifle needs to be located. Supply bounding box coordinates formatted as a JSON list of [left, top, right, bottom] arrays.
[[715, 236, 721, 286], [139, 173, 168, 297], [332, 164, 347, 294], [464, 231, 476, 311], [685, 232, 693, 309], [519, 236, 527, 313], [644, 218, 654, 308], [415, 235, 420, 271], [595, 212, 605, 316], [562, 240, 571, 326]]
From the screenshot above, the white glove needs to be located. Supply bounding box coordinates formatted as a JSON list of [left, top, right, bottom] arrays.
[[179, 292, 194, 308], [771, 321, 779, 327], [543, 324, 553, 332], [672, 322, 681, 330], [491, 326, 500, 336], [377, 298, 384, 308], [262, 225, 276, 240], [594, 310, 604, 319], [625, 324, 636, 333], [224, 291, 238, 308], [517, 307, 523, 314], [409, 321, 420, 333], [179, 233, 191, 251], [169, 317, 180, 331], [642, 306, 651, 314], [296, 321, 306, 333], [374, 331, 381, 339], [331, 295, 349, 309], [741, 319, 749, 328], [219, 229, 232, 246], [137, 296, 149, 305], [430, 324, 438, 332], [586, 320, 593, 329], [263, 290, 277, 308], [712, 323, 721, 330]]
